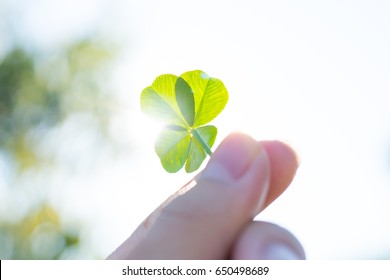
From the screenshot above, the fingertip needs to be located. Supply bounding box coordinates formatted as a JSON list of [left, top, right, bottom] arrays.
[[261, 140, 300, 171], [205, 133, 262, 181], [259, 140, 300, 209], [231, 221, 306, 260]]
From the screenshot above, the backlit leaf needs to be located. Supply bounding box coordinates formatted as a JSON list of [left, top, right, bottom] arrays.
[[140, 74, 186, 127], [155, 126, 191, 173], [185, 125, 217, 173], [180, 70, 228, 127], [141, 70, 228, 173], [175, 77, 195, 127]]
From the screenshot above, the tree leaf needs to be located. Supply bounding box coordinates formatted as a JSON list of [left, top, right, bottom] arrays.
[[180, 70, 228, 127], [175, 77, 195, 126], [154, 126, 191, 173], [185, 125, 217, 173], [140, 74, 187, 127]]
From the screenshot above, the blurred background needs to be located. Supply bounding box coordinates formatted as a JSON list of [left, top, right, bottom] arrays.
[[0, 0, 389, 259]]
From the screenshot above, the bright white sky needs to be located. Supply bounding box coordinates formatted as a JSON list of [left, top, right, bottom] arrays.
[[2, 0, 390, 259]]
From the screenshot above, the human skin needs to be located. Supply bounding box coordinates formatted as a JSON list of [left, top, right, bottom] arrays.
[[108, 133, 305, 260]]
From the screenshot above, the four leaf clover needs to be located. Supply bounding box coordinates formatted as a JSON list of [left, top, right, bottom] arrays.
[[140, 70, 228, 173]]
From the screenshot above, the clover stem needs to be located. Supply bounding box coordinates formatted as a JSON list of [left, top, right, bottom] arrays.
[[191, 129, 213, 156]]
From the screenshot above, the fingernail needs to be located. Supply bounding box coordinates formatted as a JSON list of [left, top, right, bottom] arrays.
[[263, 242, 303, 260], [199, 133, 262, 183]]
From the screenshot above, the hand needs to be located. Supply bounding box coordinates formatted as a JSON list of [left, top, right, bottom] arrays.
[[107, 133, 305, 259]]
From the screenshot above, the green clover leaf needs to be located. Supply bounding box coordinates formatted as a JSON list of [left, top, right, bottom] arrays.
[[140, 70, 228, 173]]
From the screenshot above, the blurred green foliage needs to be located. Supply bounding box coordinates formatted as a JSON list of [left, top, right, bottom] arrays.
[[0, 204, 79, 259], [0, 40, 118, 259], [0, 42, 115, 171]]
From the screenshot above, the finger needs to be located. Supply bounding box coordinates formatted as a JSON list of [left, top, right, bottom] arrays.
[[108, 133, 299, 259], [260, 140, 300, 211], [116, 133, 269, 259], [231, 221, 305, 260]]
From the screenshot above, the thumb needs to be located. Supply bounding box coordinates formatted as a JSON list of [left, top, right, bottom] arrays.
[[114, 133, 271, 259]]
